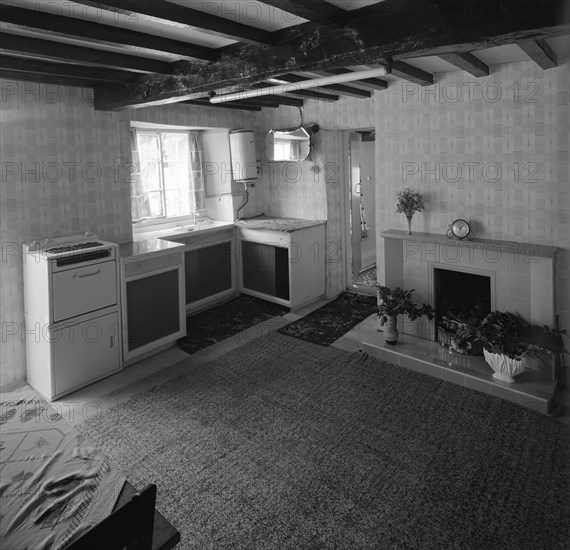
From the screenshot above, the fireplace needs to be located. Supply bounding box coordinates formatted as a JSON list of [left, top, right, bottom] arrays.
[[434, 268, 491, 352]]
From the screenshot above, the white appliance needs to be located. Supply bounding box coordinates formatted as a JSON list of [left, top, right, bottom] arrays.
[[23, 233, 122, 400], [229, 130, 257, 182]]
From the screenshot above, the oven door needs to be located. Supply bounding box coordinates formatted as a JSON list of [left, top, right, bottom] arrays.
[[52, 260, 117, 322]]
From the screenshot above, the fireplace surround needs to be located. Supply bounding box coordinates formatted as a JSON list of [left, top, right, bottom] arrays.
[[362, 230, 560, 414]]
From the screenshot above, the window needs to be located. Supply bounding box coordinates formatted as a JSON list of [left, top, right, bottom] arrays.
[[130, 129, 205, 224]]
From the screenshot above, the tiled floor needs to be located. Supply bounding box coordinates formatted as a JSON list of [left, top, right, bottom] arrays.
[[3, 299, 569, 425]]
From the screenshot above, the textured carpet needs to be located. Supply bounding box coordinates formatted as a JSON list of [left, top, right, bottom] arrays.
[[278, 291, 377, 346], [79, 334, 570, 550], [178, 294, 289, 355]]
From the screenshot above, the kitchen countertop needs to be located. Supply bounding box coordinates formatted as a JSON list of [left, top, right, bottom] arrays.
[[120, 220, 234, 261], [120, 216, 327, 261], [234, 215, 326, 233]]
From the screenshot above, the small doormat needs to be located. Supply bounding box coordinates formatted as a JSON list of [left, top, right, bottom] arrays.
[[278, 291, 377, 346], [354, 265, 377, 287], [178, 295, 289, 355]]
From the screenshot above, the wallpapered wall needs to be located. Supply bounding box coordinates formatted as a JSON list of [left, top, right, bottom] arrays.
[[1, 54, 569, 383], [0, 87, 259, 383], [257, 57, 569, 349]]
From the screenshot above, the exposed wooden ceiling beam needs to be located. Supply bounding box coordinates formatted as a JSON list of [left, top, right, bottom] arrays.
[[438, 51, 490, 77], [0, 33, 173, 74], [277, 73, 371, 98], [391, 61, 433, 86], [70, 0, 273, 46], [94, 0, 569, 110], [0, 5, 218, 61], [182, 99, 262, 112], [0, 54, 137, 84], [518, 39, 559, 69], [255, 0, 347, 27], [0, 68, 107, 89]]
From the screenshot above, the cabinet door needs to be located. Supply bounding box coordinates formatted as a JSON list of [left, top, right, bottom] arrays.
[[53, 311, 120, 396], [126, 268, 181, 351], [241, 241, 276, 296], [185, 242, 232, 304]]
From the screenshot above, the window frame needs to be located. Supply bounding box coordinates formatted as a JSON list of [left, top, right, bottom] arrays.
[[131, 129, 197, 228]]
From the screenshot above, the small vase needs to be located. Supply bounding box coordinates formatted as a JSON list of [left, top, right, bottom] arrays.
[[383, 315, 399, 345], [406, 216, 413, 235], [483, 349, 525, 383]]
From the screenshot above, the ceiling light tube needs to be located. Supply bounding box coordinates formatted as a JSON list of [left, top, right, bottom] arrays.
[[210, 67, 388, 103]]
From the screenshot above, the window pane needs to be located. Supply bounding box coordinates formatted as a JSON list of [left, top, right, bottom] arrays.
[[137, 133, 160, 161], [147, 190, 164, 218], [140, 161, 161, 191], [165, 189, 183, 217]]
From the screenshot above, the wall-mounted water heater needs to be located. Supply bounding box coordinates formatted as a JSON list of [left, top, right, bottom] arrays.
[[229, 130, 257, 183]]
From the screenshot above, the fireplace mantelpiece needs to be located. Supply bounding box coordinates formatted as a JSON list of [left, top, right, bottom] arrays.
[[381, 230, 559, 259], [382, 229, 558, 331]]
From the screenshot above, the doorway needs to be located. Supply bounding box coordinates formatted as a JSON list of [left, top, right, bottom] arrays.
[[347, 130, 376, 295]]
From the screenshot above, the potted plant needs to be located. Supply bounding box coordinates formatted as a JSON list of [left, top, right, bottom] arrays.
[[376, 285, 434, 345], [396, 187, 425, 235], [477, 311, 566, 383]]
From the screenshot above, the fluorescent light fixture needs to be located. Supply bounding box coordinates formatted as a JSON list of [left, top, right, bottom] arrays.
[[210, 67, 388, 103]]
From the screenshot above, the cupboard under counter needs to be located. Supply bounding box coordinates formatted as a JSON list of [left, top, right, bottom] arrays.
[[235, 220, 326, 309]]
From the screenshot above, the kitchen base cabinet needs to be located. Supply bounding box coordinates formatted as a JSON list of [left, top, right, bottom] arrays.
[[237, 223, 326, 309], [185, 242, 233, 304], [165, 226, 236, 314], [121, 251, 186, 365]]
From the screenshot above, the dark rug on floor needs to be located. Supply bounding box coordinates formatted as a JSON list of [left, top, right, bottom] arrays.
[[354, 265, 377, 287], [278, 291, 377, 346], [78, 334, 570, 550], [178, 294, 289, 355]]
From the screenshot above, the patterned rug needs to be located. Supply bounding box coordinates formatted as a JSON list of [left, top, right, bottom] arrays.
[[78, 334, 570, 550], [354, 265, 377, 287], [278, 291, 377, 346], [178, 294, 289, 355]]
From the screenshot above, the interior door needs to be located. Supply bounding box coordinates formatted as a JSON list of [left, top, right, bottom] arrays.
[[349, 131, 377, 293]]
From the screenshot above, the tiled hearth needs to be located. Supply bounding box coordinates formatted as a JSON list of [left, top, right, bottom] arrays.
[[362, 330, 557, 415]]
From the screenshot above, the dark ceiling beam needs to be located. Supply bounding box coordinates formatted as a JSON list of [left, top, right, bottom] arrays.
[[277, 73, 371, 98], [518, 39, 559, 69], [0, 68, 104, 89], [254, 0, 347, 27], [0, 33, 173, 74], [182, 99, 262, 112], [69, 0, 273, 46], [94, 0, 569, 110], [0, 5, 218, 61], [391, 61, 433, 86], [438, 51, 490, 77], [0, 54, 137, 83]]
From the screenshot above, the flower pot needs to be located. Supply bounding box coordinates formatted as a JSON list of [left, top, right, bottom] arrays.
[[483, 349, 525, 383], [383, 315, 399, 345]]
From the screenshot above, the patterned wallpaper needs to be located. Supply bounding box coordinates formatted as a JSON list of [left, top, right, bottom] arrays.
[[374, 58, 569, 346], [1, 54, 568, 383], [0, 84, 128, 384], [255, 57, 570, 345], [0, 88, 259, 383]]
